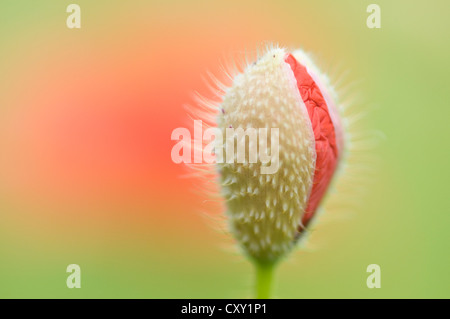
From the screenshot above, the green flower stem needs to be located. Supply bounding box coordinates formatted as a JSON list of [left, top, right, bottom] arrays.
[[255, 262, 276, 299]]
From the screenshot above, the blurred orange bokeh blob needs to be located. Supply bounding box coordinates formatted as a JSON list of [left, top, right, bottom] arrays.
[[0, 6, 285, 238]]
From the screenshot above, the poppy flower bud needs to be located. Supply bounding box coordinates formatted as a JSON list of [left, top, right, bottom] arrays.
[[217, 47, 343, 265]]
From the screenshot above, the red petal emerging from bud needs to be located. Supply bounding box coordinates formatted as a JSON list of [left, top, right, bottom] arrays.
[[285, 53, 342, 230]]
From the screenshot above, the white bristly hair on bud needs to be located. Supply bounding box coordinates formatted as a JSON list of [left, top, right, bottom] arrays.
[[217, 46, 316, 264]]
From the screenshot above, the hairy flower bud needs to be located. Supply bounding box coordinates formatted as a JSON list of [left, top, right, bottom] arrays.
[[217, 47, 343, 264]]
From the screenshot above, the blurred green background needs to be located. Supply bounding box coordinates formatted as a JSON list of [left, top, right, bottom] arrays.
[[0, 0, 449, 298]]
